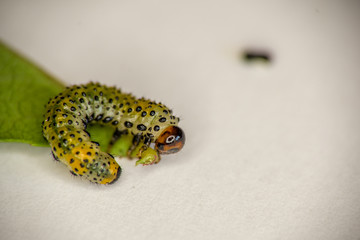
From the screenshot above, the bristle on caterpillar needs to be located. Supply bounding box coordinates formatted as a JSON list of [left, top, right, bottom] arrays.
[[42, 82, 185, 184]]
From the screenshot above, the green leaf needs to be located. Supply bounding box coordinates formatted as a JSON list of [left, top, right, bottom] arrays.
[[0, 40, 65, 146]]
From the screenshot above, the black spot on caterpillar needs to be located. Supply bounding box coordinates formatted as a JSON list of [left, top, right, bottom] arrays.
[[42, 82, 185, 184]]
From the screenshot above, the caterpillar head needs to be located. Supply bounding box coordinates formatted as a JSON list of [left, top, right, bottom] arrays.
[[155, 126, 185, 154]]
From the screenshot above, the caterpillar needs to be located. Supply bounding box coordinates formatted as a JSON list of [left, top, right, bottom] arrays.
[[42, 82, 185, 184]]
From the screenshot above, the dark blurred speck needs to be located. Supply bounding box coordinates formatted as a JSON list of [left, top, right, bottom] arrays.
[[242, 49, 272, 64]]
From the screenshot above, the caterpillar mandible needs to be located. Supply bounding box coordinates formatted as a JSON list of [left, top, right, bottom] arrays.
[[42, 82, 185, 184]]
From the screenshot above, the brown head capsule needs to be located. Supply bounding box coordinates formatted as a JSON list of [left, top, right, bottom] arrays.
[[155, 126, 185, 154]]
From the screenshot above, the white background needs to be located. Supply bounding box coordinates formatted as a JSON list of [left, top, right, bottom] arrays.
[[1, 1, 360, 239]]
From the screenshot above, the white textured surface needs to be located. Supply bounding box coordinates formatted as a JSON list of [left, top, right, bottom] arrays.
[[1, 1, 360, 239]]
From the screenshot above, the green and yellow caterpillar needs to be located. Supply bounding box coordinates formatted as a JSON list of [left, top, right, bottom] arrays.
[[42, 82, 185, 184]]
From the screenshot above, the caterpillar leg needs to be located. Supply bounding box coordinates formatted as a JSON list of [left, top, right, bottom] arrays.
[[128, 136, 160, 165], [51, 151, 60, 162], [109, 132, 160, 166]]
